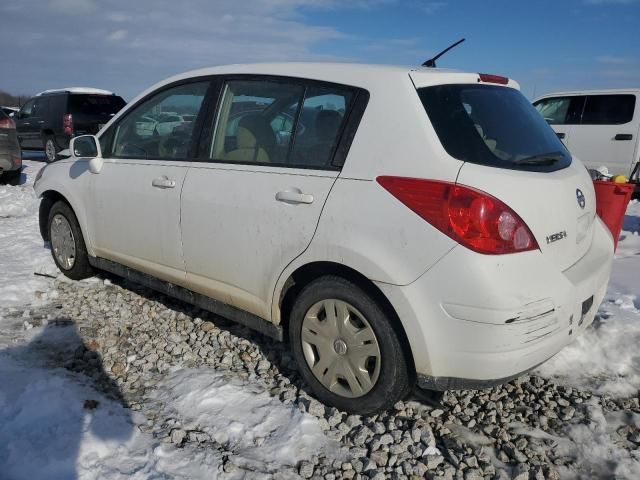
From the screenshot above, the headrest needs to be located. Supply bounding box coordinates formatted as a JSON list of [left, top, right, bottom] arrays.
[[236, 114, 276, 149]]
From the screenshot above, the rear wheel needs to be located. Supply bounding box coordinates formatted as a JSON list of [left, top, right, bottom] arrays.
[[43, 135, 58, 163], [289, 275, 413, 414], [48, 201, 94, 280]]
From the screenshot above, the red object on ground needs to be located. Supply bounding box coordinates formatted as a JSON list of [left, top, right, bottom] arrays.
[[593, 180, 635, 251]]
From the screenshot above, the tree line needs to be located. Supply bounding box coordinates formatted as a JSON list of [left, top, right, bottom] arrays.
[[0, 90, 32, 107]]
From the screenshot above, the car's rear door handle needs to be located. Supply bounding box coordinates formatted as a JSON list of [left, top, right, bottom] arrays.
[[614, 133, 633, 141], [556, 132, 566, 139], [152, 176, 176, 189], [38, 120, 45, 124], [275, 190, 314, 204]]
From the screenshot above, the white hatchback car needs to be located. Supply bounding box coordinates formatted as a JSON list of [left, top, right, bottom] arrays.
[[34, 63, 614, 414]]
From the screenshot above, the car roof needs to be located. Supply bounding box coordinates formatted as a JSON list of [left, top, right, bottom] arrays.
[[36, 87, 117, 96], [149, 62, 466, 91]]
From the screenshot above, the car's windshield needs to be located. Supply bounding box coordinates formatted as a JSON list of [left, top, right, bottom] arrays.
[[418, 84, 571, 171]]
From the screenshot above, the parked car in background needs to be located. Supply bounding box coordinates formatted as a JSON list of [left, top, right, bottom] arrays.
[[35, 63, 614, 414], [1, 106, 19, 117], [14, 88, 126, 162], [0, 109, 22, 181], [533, 89, 640, 181]]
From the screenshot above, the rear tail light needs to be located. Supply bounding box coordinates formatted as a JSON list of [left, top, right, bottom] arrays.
[[478, 73, 509, 85], [0, 117, 15, 129], [63, 113, 73, 135], [377, 177, 539, 254]]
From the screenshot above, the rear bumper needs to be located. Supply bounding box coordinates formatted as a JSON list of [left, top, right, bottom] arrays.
[[377, 216, 614, 389]]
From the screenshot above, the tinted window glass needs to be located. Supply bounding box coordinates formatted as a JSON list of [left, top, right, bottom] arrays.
[[581, 94, 635, 125], [533, 96, 585, 125], [69, 95, 126, 115], [419, 84, 571, 171], [19, 99, 35, 118], [32, 97, 49, 117], [111, 81, 208, 160], [534, 97, 570, 124], [289, 86, 353, 168], [210, 80, 304, 165]]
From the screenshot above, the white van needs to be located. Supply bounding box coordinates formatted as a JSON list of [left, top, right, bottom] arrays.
[[533, 89, 640, 181]]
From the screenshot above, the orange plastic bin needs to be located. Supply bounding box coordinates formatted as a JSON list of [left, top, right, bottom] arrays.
[[592, 180, 635, 251]]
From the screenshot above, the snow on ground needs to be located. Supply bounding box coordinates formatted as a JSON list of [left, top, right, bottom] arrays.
[[0, 160, 57, 310], [537, 199, 640, 397], [0, 160, 331, 479]]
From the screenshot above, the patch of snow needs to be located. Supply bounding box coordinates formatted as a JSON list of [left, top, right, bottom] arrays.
[[0, 161, 57, 310], [151, 367, 340, 472], [537, 200, 640, 396]]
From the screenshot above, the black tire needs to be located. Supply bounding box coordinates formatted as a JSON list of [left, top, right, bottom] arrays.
[[0, 168, 21, 185], [289, 275, 413, 415], [43, 135, 59, 163], [47, 201, 94, 280]]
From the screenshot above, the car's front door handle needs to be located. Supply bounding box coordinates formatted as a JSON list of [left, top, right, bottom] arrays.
[[275, 190, 314, 204], [556, 132, 566, 139], [614, 133, 633, 141], [38, 120, 45, 124], [152, 176, 176, 189]]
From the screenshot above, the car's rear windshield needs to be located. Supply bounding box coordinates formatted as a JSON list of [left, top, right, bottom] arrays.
[[418, 84, 571, 172], [69, 94, 126, 116]]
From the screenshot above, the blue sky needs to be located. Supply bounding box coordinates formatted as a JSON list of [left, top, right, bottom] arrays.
[[1, 0, 639, 101]]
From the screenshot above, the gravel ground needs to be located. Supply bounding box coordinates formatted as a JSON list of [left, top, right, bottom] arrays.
[[9, 274, 640, 479]]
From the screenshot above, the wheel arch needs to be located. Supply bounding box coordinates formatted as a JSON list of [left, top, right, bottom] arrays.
[[277, 261, 416, 377]]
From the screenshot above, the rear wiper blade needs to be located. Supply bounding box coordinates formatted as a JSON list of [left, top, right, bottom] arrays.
[[513, 151, 564, 165]]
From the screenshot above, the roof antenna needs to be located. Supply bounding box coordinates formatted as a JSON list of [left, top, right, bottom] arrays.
[[422, 38, 465, 68]]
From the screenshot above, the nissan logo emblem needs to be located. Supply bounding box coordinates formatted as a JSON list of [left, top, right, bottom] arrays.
[[576, 188, 585, 209]]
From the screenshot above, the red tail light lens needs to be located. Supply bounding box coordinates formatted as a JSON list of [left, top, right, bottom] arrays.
[[63, 113, 73, 135], [0, 117, 15, 129], [478, 73, 509, 85], [377, 177, 539, 254]]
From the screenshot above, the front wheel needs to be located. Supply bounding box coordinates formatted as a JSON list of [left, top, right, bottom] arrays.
[[48, 201, 94, 280], [289, 276, 413, 415]]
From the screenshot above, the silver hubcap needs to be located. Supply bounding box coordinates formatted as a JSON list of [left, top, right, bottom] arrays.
[[301, 299, 381, 398], [45, 139, 56, 161], [50, 213, 76, 270]]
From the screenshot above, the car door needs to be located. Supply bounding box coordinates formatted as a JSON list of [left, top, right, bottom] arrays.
[[180, 77, 359, 320], [87, 80, 212, 285], [14, 98, 37, 148], [568, 94, 638, 176]]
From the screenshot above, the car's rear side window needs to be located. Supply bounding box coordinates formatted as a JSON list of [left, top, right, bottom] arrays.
[[419, 84, 571, 172], [209, 79, 355, 169], [581, 94, 635, 125], [69, 95, 126, 116]]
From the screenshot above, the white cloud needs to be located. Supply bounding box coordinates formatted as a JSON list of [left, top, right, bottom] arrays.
[[595, 55, 638, 65], [107, 29, 128, 42]]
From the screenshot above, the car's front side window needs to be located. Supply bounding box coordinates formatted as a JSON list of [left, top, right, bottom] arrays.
[[110, 81, 209, 160], [19, 99, 35, 119]]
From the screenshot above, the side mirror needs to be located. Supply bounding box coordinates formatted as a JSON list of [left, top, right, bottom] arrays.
[[70, 135, 103, 174]]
